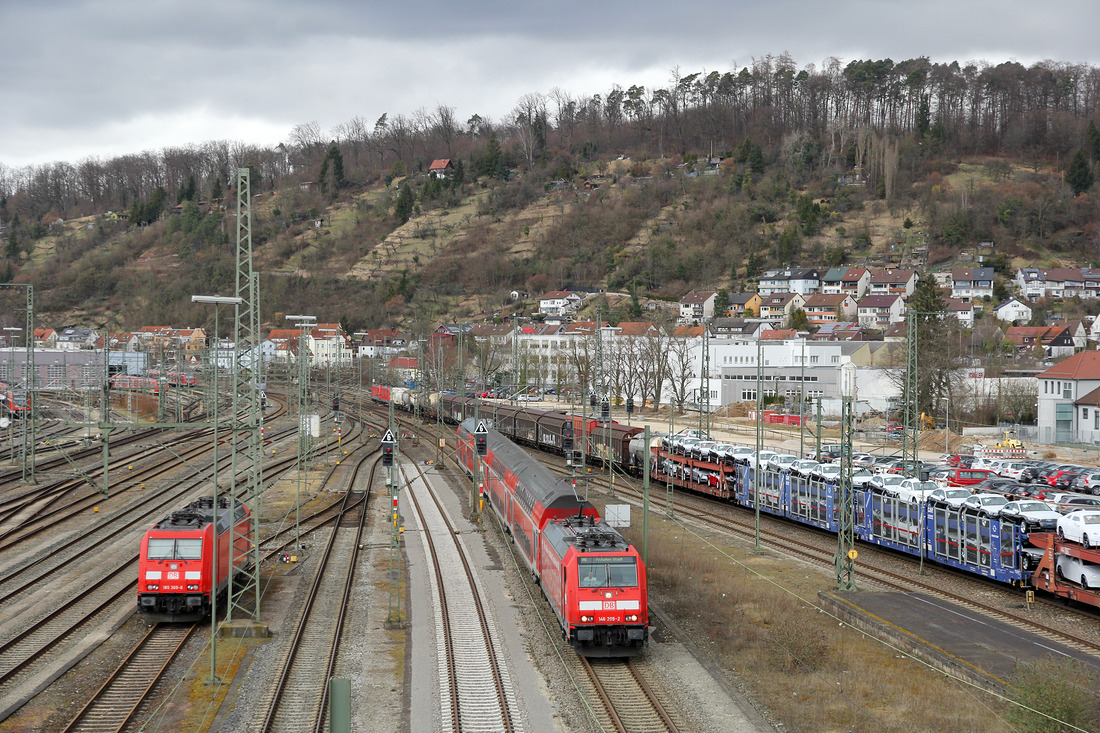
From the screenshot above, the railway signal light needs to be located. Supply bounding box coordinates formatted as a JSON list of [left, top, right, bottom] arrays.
[[562, 427, 574, 451], [601, 400, 610, 420], [332, 394, 340, 412], [382, 444, 394, 466], [626, 397, 634, 416], [474, 420, 488, 456]]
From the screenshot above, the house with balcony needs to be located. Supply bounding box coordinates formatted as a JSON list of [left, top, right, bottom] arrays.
[[679, 290, 717, 322], [840, 267, 871, 299], [726, 293, 762, 318], [856, 294, 906, 329], [802, 293, 857, 326], [759, 293, 805, 323], [538, 290, 584, 316], [820, 267, 845, 294], [944, 298, 975, 328], [757, 268, 820, 296], [868, 268, 917, 297], [949, 267, 995, 302]]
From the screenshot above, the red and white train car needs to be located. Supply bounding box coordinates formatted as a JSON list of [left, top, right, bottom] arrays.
[[457, 418, 648, 656], [137, 497, 251, 622]]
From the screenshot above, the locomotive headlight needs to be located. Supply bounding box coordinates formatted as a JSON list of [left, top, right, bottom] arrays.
[[148, 585, 159, 590], [604, 592, 613, 599], [187, 584, 199, 591]]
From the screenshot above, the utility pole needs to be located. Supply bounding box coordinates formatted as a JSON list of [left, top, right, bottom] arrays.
[[754, 337, 762, 549], [835, 363, 857, 591]]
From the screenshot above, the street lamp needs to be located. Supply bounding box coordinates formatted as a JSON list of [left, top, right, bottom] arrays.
[[191, 294, 242, 686], [286, 315, 315, 553]]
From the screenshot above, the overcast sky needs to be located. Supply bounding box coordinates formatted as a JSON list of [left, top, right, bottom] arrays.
[[3, 0, 1098, 169]]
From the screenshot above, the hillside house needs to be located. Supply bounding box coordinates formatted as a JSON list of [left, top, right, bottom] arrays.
[[949, 267, 995, 302], [868, 268, 917, 297], [726, 293, 762, 318], [759, 293, 806, 323], [993, 298, 1033, 325], [679, 290, 717, 322], [856, 294, 906, 329], [538, 290, 583, 316], [428, 159, 455, 178], [802, 293, 856, 326]]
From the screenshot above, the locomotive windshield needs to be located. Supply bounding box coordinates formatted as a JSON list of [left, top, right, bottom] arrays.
[[147, 538, 202, 560], [578, 556, 638, 588]]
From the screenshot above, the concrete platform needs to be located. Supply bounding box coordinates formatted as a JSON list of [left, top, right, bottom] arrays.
[[218, 619, 271, 638], [820, 590, 1100, 691]]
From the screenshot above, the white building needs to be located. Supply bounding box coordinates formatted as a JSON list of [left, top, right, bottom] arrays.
[[993, 298, 1033, 325]]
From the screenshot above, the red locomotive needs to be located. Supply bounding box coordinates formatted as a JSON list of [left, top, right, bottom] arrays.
[[457, 418, 648, 656], [137, 497, 251, 622]]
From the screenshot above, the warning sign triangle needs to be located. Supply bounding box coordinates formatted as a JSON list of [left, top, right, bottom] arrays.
[[381, 429, 396, 443], [474, 420, 488, 434]]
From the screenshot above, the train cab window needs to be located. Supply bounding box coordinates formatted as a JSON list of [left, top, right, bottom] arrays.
[[608, 560, 638, 588], [147, 538, 202, 559], [580, 565, 606, 588]]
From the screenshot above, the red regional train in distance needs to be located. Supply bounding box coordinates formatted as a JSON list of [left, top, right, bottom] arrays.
[[137, 497, 251, 622], [456, 417, 648, 656]]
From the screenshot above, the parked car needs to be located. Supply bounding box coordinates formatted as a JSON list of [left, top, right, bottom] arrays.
[[851, 469, 876, 488], [789, 459, 821, 477], [1056, 510, 1100, 548], [894, 479, 939, 504], [723, 446, 755, 464], [945, 454, 975, 468], [766, 454, 800, 472], [811, 464, 842, 482], [939, 468, 995, 487], [869, 474, 906, 493], [1056, 555, 1100, 589], [998, 500, 1062, 532], [972, 477, 1025, 495], [745, 450, 780, 468], [962, 493, 1010, 516], [1051, 471, 1084, 490], [1072, 471, 1100, 495], [851, 453, 875, 469], [1057, 496, 1100, 514], [690, 440, 717, 460], [997, 462, 1032, 480], [927, 487, 973, 507]]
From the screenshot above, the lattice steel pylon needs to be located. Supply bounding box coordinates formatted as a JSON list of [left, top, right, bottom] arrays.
[[228, 167, 263, 622], [834, 394, 857, 590], [0, 284, 36, 483], [902, 310, 919, 468]]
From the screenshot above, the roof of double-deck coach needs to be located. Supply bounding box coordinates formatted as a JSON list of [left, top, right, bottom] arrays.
[[461, 418, 589, 513]]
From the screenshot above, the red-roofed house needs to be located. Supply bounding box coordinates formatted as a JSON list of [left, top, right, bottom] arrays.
[[33, 328, 58, 348], [857, 294, 905, 328], [1004, 326, 1074, 357], [538, 290, 583, 316], [429, 159, 454, 178], [388, 356, 419, 382], [802, 293, 856, 326], [1038, 351, 1100, 443], [868, 268, 917, 297]]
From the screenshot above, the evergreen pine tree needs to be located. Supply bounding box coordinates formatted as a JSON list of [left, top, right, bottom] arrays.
[[394, 184, 415, 224], [1066, 149, 1094, 196], [1085, 120, 1100, 163]]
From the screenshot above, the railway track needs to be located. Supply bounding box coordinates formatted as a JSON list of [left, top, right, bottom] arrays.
[[402, 459, 521, 732], [580, 465, 1100, 658], [581, 657, 679, 733], [62, 623, 195, 733], [255, 457, 373, 733]]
